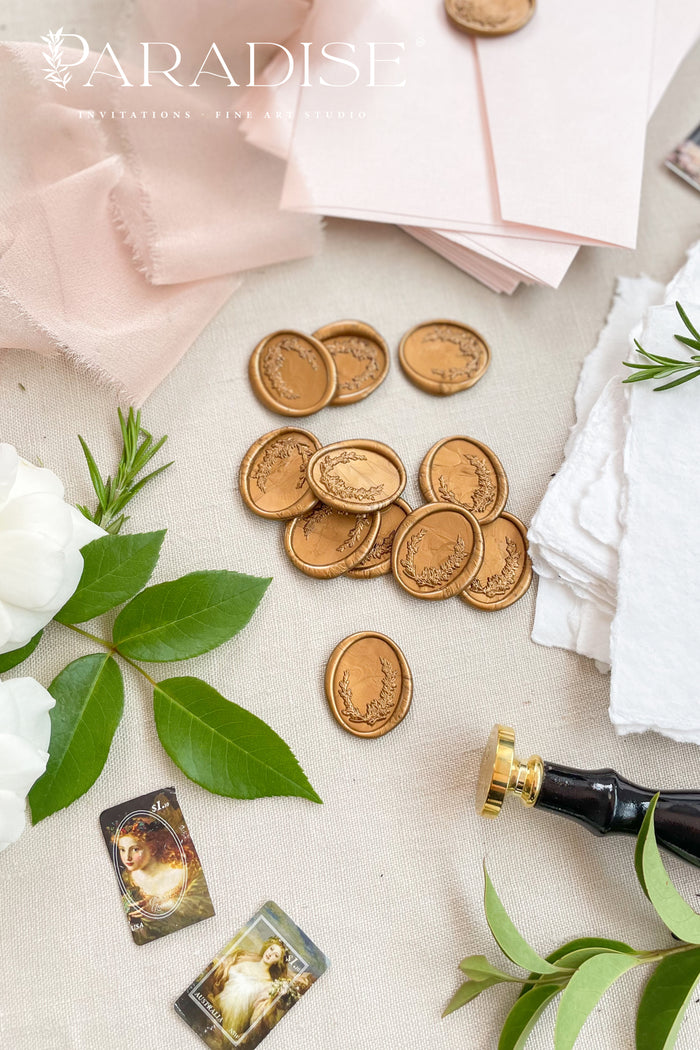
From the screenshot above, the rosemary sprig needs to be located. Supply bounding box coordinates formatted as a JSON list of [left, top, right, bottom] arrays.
[[623, 301, 700, 391], [76, 408, 172, 533]]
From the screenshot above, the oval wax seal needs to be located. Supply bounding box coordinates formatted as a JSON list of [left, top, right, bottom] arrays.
[[325, 631, 413, 738], [249, 330, 337, 417], [239, 427, 321, 520], [347, 498, 412, 579], [284, 503, 381, 579], [444, 0, 536, 37], [460, 512, 533, 610], [398, 320, 490, 396], [312, 320, 390, 406], [419, 435, 508, 524], [391, 502, 484, 601], [306, 439, 406, 515]]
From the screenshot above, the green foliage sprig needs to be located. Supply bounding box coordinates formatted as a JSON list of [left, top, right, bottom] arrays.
[[445, 796, 700, 1050], [623, 301, 700, 391], [0, 413, 321, 820], [77, 407, 172, 533]]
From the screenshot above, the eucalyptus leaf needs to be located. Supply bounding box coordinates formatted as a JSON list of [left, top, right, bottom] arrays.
[[443, 977, 502, 1017], [28, 654, 124, 822], [484, 867, 562, 975], [636, 795, 700, 942], [153, 676, 321, 803], [460, 955, 516, 982], [498, 984, 564, 1050], [554, 952, 639, 1050], [521, 938, 636, 996], [636, 946, 700, 1050], [0, 630, 43, 672], [55, 530, 166, 624], [113, 570, 271, 661]]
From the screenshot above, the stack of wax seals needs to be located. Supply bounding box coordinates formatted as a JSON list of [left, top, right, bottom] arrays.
[[248, 322, 390, 417]]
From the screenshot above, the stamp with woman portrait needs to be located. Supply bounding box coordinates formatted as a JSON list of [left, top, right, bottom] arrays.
[[175, 900, 328, 1049], [99, 787, 215, 945]]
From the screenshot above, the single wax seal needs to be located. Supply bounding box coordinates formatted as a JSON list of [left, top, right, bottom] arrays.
[[325, 631, 413, 738], [419, 436, 508, 524], [239, 427, 321, 520], [444, 0, 535, 37], [460, 512, 532, 610], [306, 439, 406, 514], [391, 502, 484, 601], [249, 330, 337, 417], [347, 498, 412, 579], [398, 320, 490, 396], [284, 503, 381, 579], [312, 320, 390, 406]]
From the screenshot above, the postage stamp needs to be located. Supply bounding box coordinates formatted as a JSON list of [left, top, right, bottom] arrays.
[[666, 122, 700, 192]]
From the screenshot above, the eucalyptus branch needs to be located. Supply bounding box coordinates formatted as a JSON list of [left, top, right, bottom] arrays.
[[623, 301, 700, 390], [77, 407, 172, 533]]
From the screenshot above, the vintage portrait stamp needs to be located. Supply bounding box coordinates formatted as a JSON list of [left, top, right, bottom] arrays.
[[99, 786, 215, 946], [175, 900, 329, 1048], [666, 121, 700, 192]]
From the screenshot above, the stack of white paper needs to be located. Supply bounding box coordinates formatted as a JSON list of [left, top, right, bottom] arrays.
[[530, 242, 700, 742], [244, 0, 700, 293]]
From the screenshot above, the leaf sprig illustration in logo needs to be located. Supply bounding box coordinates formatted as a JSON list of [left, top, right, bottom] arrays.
[[40, 28, 71, 90]]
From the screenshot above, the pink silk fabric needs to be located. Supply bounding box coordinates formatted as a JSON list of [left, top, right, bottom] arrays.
[[0, 2, 322, 404]]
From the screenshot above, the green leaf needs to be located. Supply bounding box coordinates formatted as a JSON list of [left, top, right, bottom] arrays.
[[654, 369, 700, 391], [677, 301, 700, 343], [554, 952, 640, 1050], [498, 984, 564, 1050], [28, 654, 124, 822], [0, 630, 43, 672], [153, 676, 321, 803], [521, 938, 636, 996], [636, 947, 700, 1050], [635, 794, 700, 942], [113, 570, 271, 661], [459, 955, 516, 982], [443, 977, 501, 1017], [484, 866, 562, 974], [55, 531, 166, 624]]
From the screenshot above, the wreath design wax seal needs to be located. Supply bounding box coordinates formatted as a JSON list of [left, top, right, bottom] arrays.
[[313, 320, 390, 406], [239, 427, 321, 521], [461, 513, 532, 611], [398, 320, 490, 396], [419, 436, 508, 524], [248, 330, 337, 417], [391, 502, 484, 601], [325, 632, 413, 738], [307, 439, 406, 514]]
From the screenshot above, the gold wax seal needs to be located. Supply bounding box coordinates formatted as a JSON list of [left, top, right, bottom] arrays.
[[460, 512, 532, 610], [398, 320, 490, 396], [284, 503, 381, 579], [476, 724, 543, 818], [445, 0, 536, 37], [419, 436, 508, 524], [306, 439, 407, 515], [239, 427, 321, 521], [347, 498, 412, 579], [249, 330, 337, 417], [312, 320, 390, 406], [391, 502, 484, 601], [325, 631, 413, 738]]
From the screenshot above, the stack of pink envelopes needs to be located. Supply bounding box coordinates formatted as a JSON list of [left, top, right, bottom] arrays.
[[246, 0, 700, 293]]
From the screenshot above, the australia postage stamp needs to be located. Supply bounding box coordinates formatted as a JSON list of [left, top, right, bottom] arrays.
[[666, 122, 700, 192], [99, 786, 215, 945], [175, 900, 329, 1049]]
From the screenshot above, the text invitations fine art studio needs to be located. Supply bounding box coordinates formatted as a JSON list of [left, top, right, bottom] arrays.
[[2, 2, 700, 1050]]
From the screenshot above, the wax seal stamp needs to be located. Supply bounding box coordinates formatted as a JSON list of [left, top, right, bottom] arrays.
[[391, 502, 484, 601], [312, 320, 390, 406], [445, 0, 536, 37], [419, 436, 508, 524], [460, 512, 532, 609], [325, 631, 413, 738], [306, 439, 406, 514], [239, 427, 321, 520], [398, 320, 490, 396], [284, 503, 381, 579], [249, 330, 337, 417], [347, 498, 412, 579]]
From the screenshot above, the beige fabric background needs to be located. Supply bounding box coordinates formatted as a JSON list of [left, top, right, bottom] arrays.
[[2, 4, 700, 1049]]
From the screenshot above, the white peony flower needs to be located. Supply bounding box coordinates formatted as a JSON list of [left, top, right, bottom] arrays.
[[0, 676, 55, 850], [0, 443, 105, 655]]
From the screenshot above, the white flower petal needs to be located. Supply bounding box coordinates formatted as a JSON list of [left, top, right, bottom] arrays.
[[0, 530, 67, 609], [69, 505, 106, 548], [0, 789, 27, 852], [0, 734, 48, 795], [0, 602, 46, 655], [0, 677, 54, 749], [13, 457, 64, 500], [0, 492, 73, 547]]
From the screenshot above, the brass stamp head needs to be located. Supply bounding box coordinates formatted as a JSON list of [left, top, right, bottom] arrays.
[[476, 724, 543, 818]]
